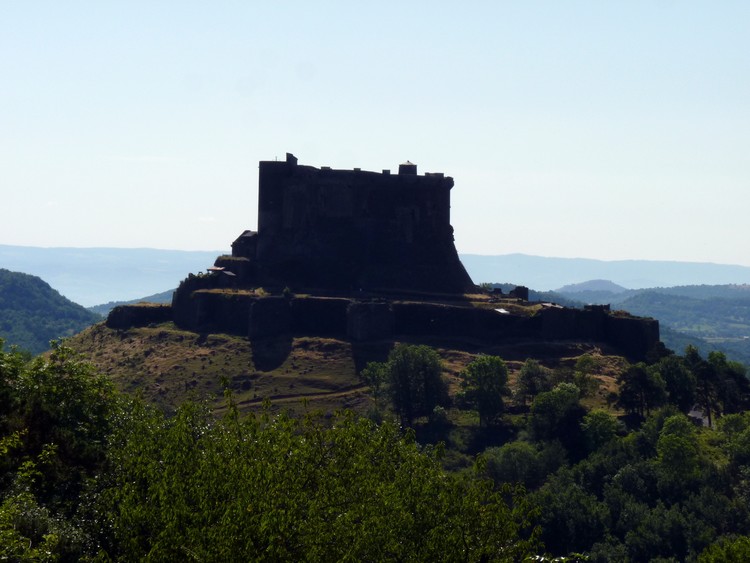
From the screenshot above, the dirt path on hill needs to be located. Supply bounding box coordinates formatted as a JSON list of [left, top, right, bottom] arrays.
[[234, 383, 369, 408]]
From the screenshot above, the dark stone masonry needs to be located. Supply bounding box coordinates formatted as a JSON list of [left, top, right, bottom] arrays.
[[227, 153, 474, 293], [109, 153, 660, 360]]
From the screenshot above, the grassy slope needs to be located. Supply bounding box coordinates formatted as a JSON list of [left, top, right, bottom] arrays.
[[68, 321, 625, 418]]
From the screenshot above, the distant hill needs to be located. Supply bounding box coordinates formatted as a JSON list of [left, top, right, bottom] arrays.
[[554, 281, 750, 365], [556, 280, 630, 294], [0, 269, 101, 355], [0, 245, 221, 307], [88, 290, 174, 317], [462, 253, 750, 290]]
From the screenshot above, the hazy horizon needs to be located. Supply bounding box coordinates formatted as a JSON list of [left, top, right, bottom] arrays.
[[4, 245, 750, 307]]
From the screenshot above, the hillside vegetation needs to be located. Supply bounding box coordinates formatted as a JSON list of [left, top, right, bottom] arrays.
[[9, 321, 750, 559], [554, 282, 750, 365], [0, 269, 100, 355]]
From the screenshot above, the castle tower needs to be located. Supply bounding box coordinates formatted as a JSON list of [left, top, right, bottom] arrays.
[[236, 154, 475, 294]]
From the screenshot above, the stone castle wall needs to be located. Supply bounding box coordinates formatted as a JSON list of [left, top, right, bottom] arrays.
[[106, 303, 173, 329], [161, 292, 660, 360]]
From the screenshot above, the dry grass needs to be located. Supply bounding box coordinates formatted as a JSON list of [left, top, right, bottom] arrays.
[[68, 322, 631, 418]]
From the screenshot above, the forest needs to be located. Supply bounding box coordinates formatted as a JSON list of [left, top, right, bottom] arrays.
[[0, 269, 100, 356], [3, 338, 750, 561]]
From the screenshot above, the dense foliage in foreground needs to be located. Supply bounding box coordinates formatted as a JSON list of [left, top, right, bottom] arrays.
[[0, 341, 538, 561], [7, 338, 750, 561]]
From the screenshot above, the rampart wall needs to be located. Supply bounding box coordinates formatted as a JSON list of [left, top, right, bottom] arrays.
[[157, 292, 660, 360], [106, 303, 173, 329]]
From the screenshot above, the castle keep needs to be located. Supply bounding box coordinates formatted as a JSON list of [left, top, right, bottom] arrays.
[[227, 153, 474, 293]]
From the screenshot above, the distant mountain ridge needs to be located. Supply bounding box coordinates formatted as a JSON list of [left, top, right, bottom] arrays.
[[4, 247, 750, 308], [462, 253, 750, 290], [556, 280, 629, 294]]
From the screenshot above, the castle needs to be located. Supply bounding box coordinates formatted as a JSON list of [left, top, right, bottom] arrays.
[[226, 153, 474, 293], [108, 153, 660, 360]]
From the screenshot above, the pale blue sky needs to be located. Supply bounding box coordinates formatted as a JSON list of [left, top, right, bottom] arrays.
[[2, 1, 749, 265]]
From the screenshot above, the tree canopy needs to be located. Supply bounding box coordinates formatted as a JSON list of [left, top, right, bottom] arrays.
[[458, 355, 510, 427], [360, 343, 448, 426]]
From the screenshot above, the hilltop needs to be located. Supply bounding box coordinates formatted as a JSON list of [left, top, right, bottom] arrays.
[[65, 154, 659, 414]]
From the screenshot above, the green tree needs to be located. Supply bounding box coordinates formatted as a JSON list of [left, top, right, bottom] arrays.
[[483, 440, 565, 490], [529, 383, 586, 453], [360, 359, 389, 418], [718, 412, 750, 468], [484, 441, 543, 489], [515, 358, 552, 406], [709, 351, 750, 415], [616, 362, 667, 419], [581, 409, 622, 453], [100, 405, 541, 561], [573, 354, 601, 398], [389, 344, 447, 426], [360, 344, 447, 427], [699, 535, 750, 562], [655, 414, 702, 493], [686, 345, 721, 427], [531, 468, 608, 555], [458, 355, 510, 427], [654, 354, 696, 413], [0, 341, 118, 560]]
